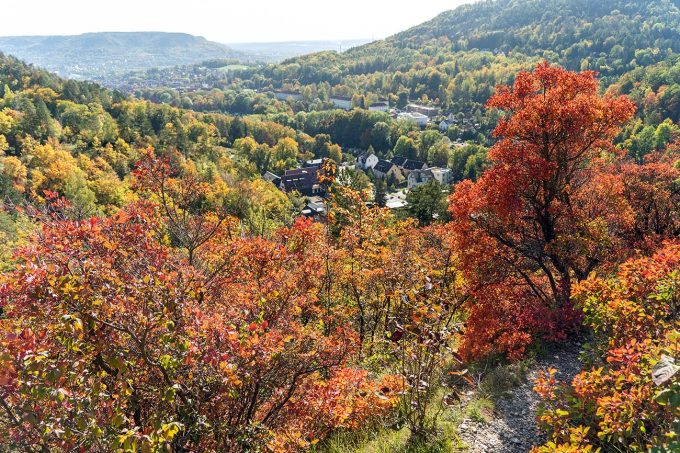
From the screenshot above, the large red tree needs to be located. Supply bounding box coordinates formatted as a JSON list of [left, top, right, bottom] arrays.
[[450, 62, 636, 358]]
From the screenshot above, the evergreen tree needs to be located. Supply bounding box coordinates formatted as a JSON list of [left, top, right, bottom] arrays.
[[374, 178, 387, 207]]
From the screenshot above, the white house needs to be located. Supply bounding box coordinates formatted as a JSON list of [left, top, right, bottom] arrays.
[[430, 167, 452, 185], [303, 158, 324, 168], [407, 169, 434, 189], [407, 167, 452, 189], [398, 112, 428, 127], [439, 119, 454, 132], [357, 152, 379, 170]]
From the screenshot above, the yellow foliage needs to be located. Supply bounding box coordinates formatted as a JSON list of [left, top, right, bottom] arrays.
[[0, 155, 28, 193]]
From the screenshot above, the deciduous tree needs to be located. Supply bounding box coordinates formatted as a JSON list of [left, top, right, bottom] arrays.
[[450, 62, 636, 358]]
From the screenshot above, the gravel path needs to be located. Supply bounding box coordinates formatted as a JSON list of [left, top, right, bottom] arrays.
[[457, 342, 583, 452]]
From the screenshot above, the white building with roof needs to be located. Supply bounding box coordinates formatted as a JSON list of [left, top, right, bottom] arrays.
[[357, 152, 379, 170], [397, 111, 428, 127], [430, 167, 452, 185], [369, 101, 389, 112]]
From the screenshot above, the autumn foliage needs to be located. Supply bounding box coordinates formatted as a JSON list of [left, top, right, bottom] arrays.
[[0, 204, 391, 450], [533, 242, 680, 452], [450, 62, 643, 359], [0, 155, 470, 451], [1, 62, 679, 452]]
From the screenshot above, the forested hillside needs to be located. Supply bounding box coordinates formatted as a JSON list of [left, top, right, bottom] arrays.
[[0, 0, 679, 451], [387, 0, 680, 73], [0, 51, 354, 241], [128, 0, 680, 119]]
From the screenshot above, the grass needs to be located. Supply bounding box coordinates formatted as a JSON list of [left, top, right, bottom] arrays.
[[464, 397, 495, 424], [472, 358, 534, 400], [315, 426, 410, 453], [316, 424, 466, 453], [315, 358, 536, 452], [314, 388, 467, 453]]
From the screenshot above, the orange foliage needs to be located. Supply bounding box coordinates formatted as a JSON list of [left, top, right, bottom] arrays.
[[450, 62, 637, 359], [533, 242, 680, 452], [0, 202, 398, 451]]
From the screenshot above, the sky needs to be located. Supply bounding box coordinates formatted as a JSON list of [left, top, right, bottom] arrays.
[[3, 0, 474, 43]]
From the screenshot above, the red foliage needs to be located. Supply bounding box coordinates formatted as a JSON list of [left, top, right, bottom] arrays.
[[617, 151, 680, 251], [450, 62, 636, 359], [0, 205, 396, 451]]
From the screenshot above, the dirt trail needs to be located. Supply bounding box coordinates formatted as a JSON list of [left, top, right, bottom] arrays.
[[457, 342, 583, 452]]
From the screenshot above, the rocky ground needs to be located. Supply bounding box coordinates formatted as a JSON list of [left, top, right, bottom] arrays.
[[457, 342, 583, 452]]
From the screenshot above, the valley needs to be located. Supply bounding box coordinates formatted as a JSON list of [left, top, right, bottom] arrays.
[[0, 1, 678, 452]]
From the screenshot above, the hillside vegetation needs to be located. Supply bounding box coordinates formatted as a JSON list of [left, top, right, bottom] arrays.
[[0, 0, 679, 451], [127, 0, 680, 118]]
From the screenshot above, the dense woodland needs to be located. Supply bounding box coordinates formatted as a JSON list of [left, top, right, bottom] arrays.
[[1, 0, 680, 452]]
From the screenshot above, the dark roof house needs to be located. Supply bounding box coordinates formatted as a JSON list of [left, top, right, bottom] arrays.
[[279, 168, 321, 196], [403, 160, 428, 171], [372, 159, 404, 182], [373, 159, 397, 174], [391, 156, 408, 167]]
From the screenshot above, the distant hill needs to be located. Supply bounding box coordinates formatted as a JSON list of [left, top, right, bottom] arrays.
[[47, 0, 680, 122], [380, 0, 680, 66], [228, 39, 372, 62], [0, 32, 244, 79], [228, 0, 680, 110], [341, 0, 680, 76]]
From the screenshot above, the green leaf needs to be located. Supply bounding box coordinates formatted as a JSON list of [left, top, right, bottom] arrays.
[[111, 413, 126, 428], [655, 389, 672, 405]]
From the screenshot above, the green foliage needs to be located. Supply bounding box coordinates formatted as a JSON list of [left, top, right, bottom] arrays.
[[405, 179, 449, 226], [374, 178, 387, 207], [394, 136, 419, 160], [0, 210, 33, 271], [427, 140, 451, 168], [612, 54, 680, 124], [129, 0, 680, 125], [449, 143, 488, 182], [0, 53, 329, 229], [336, 167, 371, 192]]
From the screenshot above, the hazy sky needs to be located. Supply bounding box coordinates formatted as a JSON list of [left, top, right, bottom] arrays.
[[3, 0, 473, 43]]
